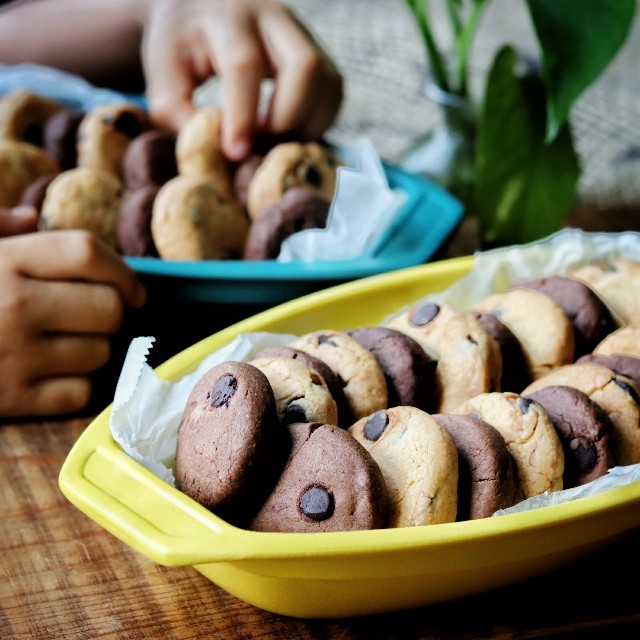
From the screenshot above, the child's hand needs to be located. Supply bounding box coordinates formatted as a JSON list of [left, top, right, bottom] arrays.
[[0, 230, 146, 417], [142, 0, 343, 161]]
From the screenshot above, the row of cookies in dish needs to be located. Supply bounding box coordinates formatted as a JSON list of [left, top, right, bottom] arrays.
[[0, 89, 340, 260], [173, 261, 640, 533]]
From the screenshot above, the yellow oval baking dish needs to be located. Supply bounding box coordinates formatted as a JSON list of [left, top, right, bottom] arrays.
[[59, 255, 640, 618]]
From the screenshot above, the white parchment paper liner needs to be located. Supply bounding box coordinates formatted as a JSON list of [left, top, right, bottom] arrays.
[[110, 224, 640, 512]]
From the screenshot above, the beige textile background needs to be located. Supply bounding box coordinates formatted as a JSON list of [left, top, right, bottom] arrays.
[[282, 0, 640, 209]]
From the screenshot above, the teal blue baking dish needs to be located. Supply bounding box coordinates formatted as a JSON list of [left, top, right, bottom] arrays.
[[125, 164, 464, 304]]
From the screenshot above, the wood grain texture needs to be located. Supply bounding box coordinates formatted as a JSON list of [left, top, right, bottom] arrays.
[[2, 419, 640, 639]]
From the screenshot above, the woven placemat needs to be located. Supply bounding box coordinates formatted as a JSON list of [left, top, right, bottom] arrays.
[[286, 0, 640, 208]]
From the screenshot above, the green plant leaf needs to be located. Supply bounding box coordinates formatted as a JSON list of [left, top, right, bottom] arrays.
[[525, 0, 636, 141], [473, 45, 581, 246]]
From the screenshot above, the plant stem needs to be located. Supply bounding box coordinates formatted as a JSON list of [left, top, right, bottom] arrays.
[[453, 0, 488, 96], [405, 0, 451, 91]]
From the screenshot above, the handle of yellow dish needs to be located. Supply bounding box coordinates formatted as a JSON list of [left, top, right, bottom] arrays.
[[59, 429, 263, 567]]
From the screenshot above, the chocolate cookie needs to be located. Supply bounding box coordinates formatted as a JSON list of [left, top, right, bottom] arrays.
[[118, 184, 160, 257], [249, 356, 339, 427], [513, 275, 618, 357], [175, 361, 286, 526], [252, 345, 352, 428], [122, 128, 178, 191], [0, 89, 62, 146], [151, 174, 249, 260], [38, 166, 122, 249], [470, 310, 531, 393], [522, 362, 640, 465], [0, 139, 59, 207], [523, 385, 615, 487], [76, 102, 150, 179], [290, 330, 388, 422], [43, 109, 84, 170], [249, 421, 388, 533], [346, 326, 438, 412], [349, 406, 459, 527], [474, 288, 575, 381], [243, 187, 331, 260], [455, 392, 565, 499], [246, 141, 339, 220], [386, 302, 502, 413], [432, 413, 518, 520], [571, 259, 640, 325]]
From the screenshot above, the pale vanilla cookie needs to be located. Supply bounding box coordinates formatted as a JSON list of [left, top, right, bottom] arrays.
[[246, 141, 339, 220], [174, 105, 234, 194], [571, 259, 640, 325], [473, 288, 575, 381], [386, 302, 502, 413], [39, 166, 122, 249], [455, 392, 564, 499], [0, 139, 59, 206], [151, 174, 249, 260], [349, 406, 458, 527], [0, 89, 62, 144], [249, 356, 338, 427], [593, 322, 640, 358], [522, 362, 640, 465], [289, 330, 387, 421], [76, 102, 150, 179]]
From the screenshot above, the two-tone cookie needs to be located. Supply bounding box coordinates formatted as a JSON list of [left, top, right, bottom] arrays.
[[513, 275, 618, 357], [523, 385, 615, 487], [249, 421, 388, 533], [470, 310, 530, 393], [249, 356, 338, 427], [522, 362, 640, 465], [349, 406, 459, 527], [455, 392, 565, 499], [474, 288, 575, 381], [346, 326, 438, 412], [252, 345, 351, 428], [386, 302, 502, 413], [246, 141, 339, 219], [432, 413, 518, 520], [290, 330, 388, 421]]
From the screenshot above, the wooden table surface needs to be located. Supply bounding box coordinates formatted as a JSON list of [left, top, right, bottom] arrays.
[[3, 209, 640, 639], [2, 419, 640, 640]]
